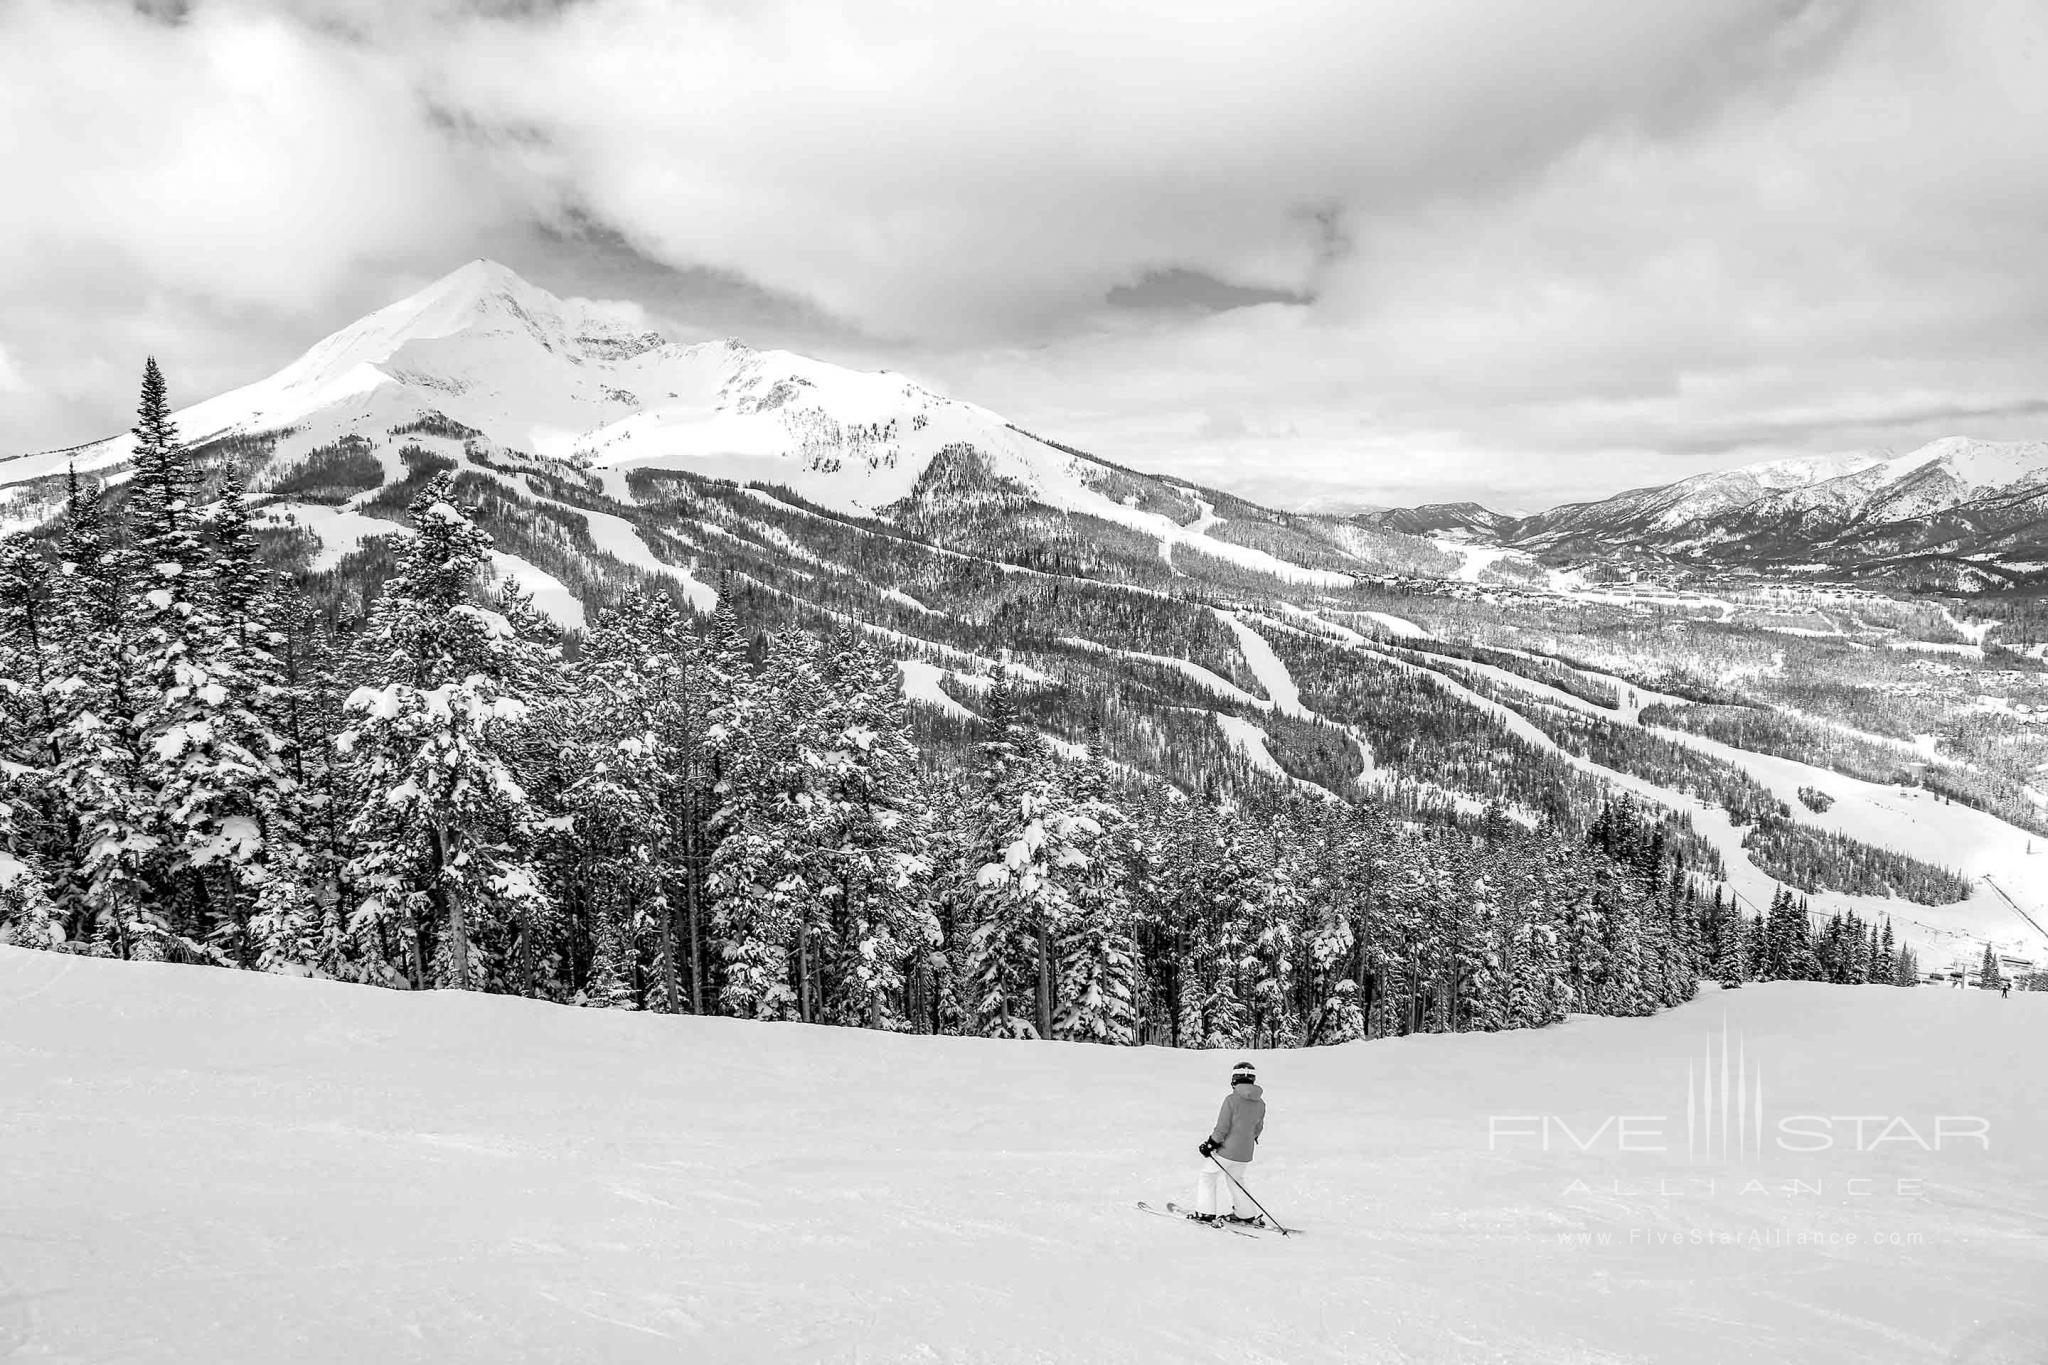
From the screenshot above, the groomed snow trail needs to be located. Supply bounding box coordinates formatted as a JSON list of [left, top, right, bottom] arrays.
[[1272, 623, 2048, 967], [0, 951, 2041, 1363]]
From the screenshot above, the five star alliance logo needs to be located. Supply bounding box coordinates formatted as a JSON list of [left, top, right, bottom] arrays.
[[1487, 1014, 1990, 1157], [1685, 1015, 1764, 1162]]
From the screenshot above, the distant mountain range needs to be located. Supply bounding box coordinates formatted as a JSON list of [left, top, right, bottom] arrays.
[[1357, 441, 2048, 590], [7, 260, 2046, 595]]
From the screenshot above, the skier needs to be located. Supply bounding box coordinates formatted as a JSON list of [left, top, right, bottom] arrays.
[[1193, 1060, 1266, 1225], [2002, 981, 2012, 999]]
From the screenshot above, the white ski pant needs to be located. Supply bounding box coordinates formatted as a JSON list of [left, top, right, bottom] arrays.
[[1195, 1157, 1253, 1218]]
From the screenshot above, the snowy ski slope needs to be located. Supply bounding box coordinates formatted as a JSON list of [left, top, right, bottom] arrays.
[[0, 949, 2041, 1363]]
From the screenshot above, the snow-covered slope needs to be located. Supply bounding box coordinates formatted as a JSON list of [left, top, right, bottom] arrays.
[[1520, 455, 1871, 547], [0, 261, 1356, 586], [1360, 440, 2048, 585], [1, 948, 2041, 1363]]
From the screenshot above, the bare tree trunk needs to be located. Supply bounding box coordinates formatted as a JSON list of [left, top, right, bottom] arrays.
[[653, 835, 680, 1014], [683, 812, 704, 1014], [522, 900, 540, 999], [111, 888, 132, 961], [403, 903, 425, 990], [431, 823, 466, 991], [798, 927, 812, 1023], [1036, 923, 1053, 1040]]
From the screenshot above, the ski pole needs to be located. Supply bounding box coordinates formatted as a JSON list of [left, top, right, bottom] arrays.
[[1209, 1153, 1295, 1236]]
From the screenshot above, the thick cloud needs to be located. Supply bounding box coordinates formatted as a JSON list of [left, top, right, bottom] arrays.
[[3, 0, 2045, 510]]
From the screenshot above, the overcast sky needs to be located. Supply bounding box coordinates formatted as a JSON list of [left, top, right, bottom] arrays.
[[4, 0, 2046, 512]]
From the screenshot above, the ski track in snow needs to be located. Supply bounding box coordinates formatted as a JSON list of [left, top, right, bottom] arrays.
[[896, 660, 978, 721], [489, 470, 719, 615], [486, 552, 585, 631], [4, 950, 2041, 1364], [1216, 612, 1306, 716], [260, 502, 405, 572], [1215, 713, 1285, 776], [1158, 499, 1224, 573], [1058, 635, 1267, 711], [1220, 612, 2047, 964]]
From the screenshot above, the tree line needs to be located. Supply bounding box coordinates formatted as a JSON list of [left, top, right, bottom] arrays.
[[0, 364, 1937, 1045]]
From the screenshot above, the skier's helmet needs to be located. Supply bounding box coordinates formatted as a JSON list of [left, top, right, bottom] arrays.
[[1231, 1060, 1256, 1086]]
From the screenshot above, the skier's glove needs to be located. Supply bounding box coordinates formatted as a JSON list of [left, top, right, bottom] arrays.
[[1198, 1139, 1217, 1158]]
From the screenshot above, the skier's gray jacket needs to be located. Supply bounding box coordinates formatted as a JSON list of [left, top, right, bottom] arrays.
[[1208, 1082, 1266, 1162]]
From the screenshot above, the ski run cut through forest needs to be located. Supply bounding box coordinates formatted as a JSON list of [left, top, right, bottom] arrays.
[[1, 950, 2043, 1363]]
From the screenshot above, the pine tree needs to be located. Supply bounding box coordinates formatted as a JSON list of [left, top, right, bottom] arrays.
[[1052, 752, 1138, 1044], [137, 465, 295, 964], [1713, 909, 1747, 988], [336, 476, 555, 992], [47, 464, 150, 956], [813, 623, 936, 1030], [706, 627, 828, 1021], [1979, 942, 2004, 990]]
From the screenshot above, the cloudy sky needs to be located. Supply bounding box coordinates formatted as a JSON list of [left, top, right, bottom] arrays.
[[3, 0, 2045, 512]]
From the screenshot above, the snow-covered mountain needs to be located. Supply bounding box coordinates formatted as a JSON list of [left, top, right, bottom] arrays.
[[1510, 452, 1886, 544], [3, 261, 1443, 589], [6, 259, 1119, 511], [1351, 500, 1515, 538], [1360, 440, 2048, 588]]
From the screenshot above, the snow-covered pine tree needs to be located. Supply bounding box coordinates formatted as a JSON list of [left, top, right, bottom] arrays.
[[1176, 805, 1258, 1047], [952, 671, 1101, 1040], [1713, 906, 1747, 988], [813, 623, 936, 1030], [1051, 749, 1137, 1044], [1295, 815, 1363, 1045], [1979, 942, 2004, 990], [0, 784, 60, 950], [559, 590, 719, 1012], [138, 456, 299, 965], [336, 476, 554, 992], [249, 583, 347, 976], [46, 465, 151, 957], [0, 532, 65, 945], [706, 627, 828, 1021]]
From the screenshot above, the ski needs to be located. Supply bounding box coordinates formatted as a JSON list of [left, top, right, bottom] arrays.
[[1168, 1201, 1300, 1235], [1160, 1201, 1302, 1237], [1136, 1200, 1259, 1237]]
